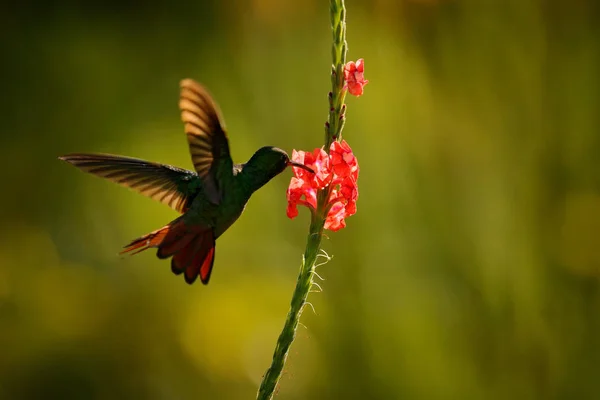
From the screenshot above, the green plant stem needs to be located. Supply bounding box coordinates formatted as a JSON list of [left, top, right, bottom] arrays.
[[326, 0, 348, 149], [256, 1, 348, 399], [256, 216, 325, 400]]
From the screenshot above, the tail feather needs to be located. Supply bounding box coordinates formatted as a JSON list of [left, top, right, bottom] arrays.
[[157, 230, 196, 259], [120, 225, 171, 256], [171, 231, 215, 285], [121, 218, 216, 285], [185, 234, 212, 284], [198, 246, 216, 284], [172, 235, 200, 273]]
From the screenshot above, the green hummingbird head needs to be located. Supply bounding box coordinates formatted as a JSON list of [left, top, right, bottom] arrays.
[[242, 146, 313, 193]]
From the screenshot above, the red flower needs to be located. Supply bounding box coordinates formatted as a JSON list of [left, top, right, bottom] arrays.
[[330, 140, 359, 183], [286, 177, 304, 219], [324, 201, 347, 231], [287, 140, 359, 231], [343, 58, 369, 97], [339, 176, 358, 215], [286, 149, 329, 220], [291, 148, 330, 189]]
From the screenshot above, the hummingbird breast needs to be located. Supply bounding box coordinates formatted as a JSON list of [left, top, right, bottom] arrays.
[[185, 169, 250, 239]]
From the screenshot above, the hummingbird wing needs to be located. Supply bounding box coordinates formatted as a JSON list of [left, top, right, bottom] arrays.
[[179, 79, 233, 205], [59, 153, 199, 213]]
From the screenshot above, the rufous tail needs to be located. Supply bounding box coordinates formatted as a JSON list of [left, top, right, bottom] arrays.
[[120, 226, 171, 256], [121, 218, 216, 285]]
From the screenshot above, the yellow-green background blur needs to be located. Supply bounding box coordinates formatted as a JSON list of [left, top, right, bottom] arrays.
[[2, 0, 599, 399]]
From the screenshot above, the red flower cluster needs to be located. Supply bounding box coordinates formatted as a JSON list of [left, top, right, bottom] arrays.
[[287, 140, 359, 231], [344, 59, 369, 97]]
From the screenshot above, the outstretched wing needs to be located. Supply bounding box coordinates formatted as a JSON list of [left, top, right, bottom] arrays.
[[59, 153, 199, 213], [179, 79, 232, 205]]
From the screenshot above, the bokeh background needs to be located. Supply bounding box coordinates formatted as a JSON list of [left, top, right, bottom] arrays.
[[2, 0, 600, 398]]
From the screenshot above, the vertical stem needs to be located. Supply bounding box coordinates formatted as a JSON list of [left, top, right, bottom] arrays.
[[256, 217, 325, 400], [326, 0, 348, 150], [256, 1, 348, 398]]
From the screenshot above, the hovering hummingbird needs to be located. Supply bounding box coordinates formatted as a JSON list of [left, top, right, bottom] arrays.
[[59, 79, 313, 285]]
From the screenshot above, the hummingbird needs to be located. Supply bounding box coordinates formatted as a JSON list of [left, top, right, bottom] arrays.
[[59, 79, 313, 285]]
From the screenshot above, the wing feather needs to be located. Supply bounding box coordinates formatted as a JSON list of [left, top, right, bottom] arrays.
[[179, 79, 232, 204], [59, 153, 198, 213]]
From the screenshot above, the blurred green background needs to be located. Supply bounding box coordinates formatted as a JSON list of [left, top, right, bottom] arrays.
[[2, 0, 600, 399]]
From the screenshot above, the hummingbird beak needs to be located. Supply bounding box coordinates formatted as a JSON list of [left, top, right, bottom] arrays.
[[288, 161, 314, 174]]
